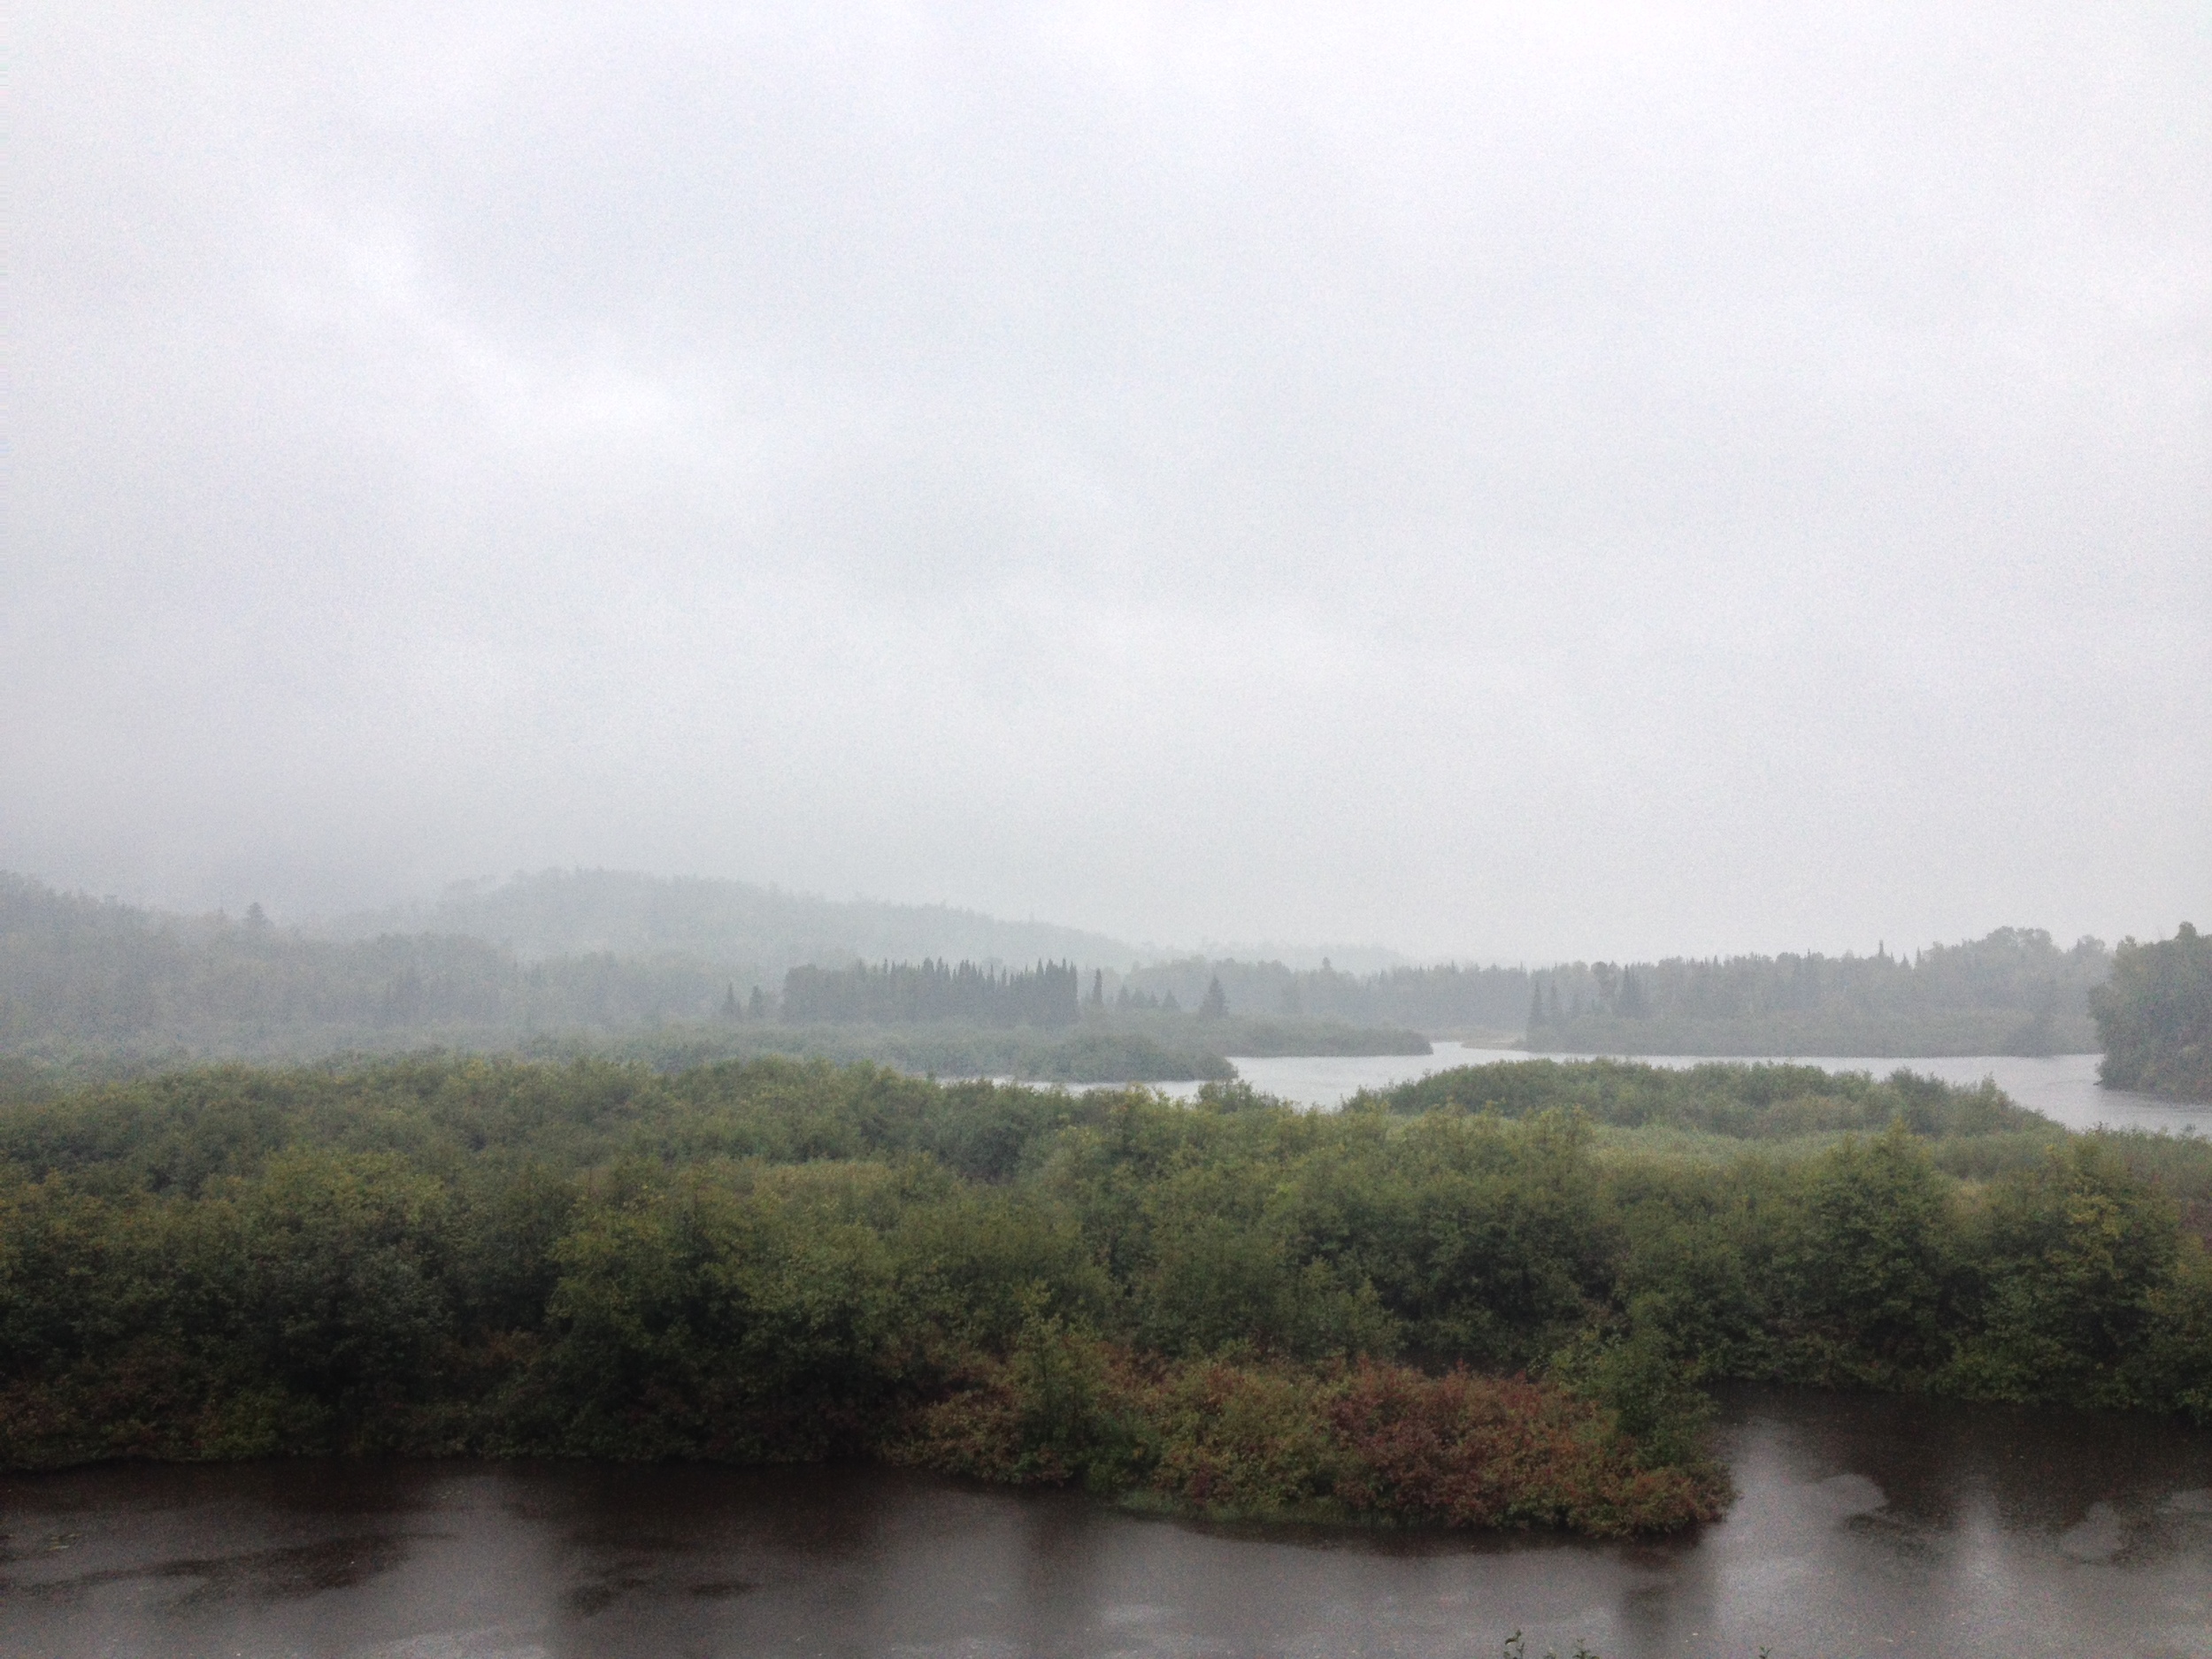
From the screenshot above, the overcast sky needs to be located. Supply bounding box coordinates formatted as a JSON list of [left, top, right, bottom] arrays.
[[8, 2, 2208, 962]]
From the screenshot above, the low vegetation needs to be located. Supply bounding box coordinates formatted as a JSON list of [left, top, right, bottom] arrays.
[[3, 1056, 2207, 1539]]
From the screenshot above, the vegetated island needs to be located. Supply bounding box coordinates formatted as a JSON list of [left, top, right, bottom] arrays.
[[4, 1053, 2205, 1538], [2093, 923, 2212, 1102]]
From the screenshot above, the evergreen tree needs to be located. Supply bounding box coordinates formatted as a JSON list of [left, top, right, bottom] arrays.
[[1201, 976, 1229, 1018], [2093, 923, 2212, 1100], [1619, 970, 1649, 1019]]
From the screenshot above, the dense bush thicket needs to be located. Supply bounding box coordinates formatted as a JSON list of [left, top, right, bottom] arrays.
[[2093, 924, 2212, 1102], [579, 1021, 1248, 1087], [3, 1057, 2207, 1536], [1378, 1058, 2049, 1138]]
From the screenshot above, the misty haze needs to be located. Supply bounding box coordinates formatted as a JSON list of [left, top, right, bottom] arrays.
[[5, 4, 2209, 1657]]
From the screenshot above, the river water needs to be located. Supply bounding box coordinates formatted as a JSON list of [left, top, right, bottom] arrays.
[[4, 1390, 2206, 1658], [1168, 1046, 2212, 1137]]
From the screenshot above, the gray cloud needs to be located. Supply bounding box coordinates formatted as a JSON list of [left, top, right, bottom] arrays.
[[7, 1, 2208, 959]]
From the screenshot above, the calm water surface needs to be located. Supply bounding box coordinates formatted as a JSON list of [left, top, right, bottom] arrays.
[[4, 1391, 2207, 1658], [1176, 1046, 2211, 1136]]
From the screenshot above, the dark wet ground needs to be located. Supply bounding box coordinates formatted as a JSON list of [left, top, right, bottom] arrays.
[[4, 1389, 2208, 1658]]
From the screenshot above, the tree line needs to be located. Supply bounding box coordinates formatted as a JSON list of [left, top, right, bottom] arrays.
[[780, 959, 1081, 1028], [0, 872, 2141, 1067], [1115, 931, 2111, 1055], [1118, 958, 1533, 1033], [1523, 927, 2110, 1056]]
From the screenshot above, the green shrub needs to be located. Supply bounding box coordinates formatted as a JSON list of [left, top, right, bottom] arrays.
[[4, 1052, 2207, 1523]]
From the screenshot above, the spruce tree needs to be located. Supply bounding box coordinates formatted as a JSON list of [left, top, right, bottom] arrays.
[[1619, 970, 1648, 1018]]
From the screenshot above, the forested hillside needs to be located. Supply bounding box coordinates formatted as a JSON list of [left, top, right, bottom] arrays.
[[4, 1056, 2205, 1532], [322, 869, 1140, 979], [0, 876, 1400, 1089], [0, 873, 728, 1057]]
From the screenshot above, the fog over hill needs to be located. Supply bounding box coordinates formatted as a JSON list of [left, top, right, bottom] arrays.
[[317, 869, 1153, 979], [4, 864, 2139, 1079], [0, 869, 1417, 1089], [10, 5, 2204, 959]]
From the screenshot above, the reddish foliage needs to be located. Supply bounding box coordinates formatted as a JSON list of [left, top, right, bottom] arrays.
[[892, 1340, 1724, 1536], [1327, 1363, 1724, 1536]]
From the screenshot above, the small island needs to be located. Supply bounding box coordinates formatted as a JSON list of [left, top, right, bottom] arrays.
[[2093, 923, 2212, 1102]]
